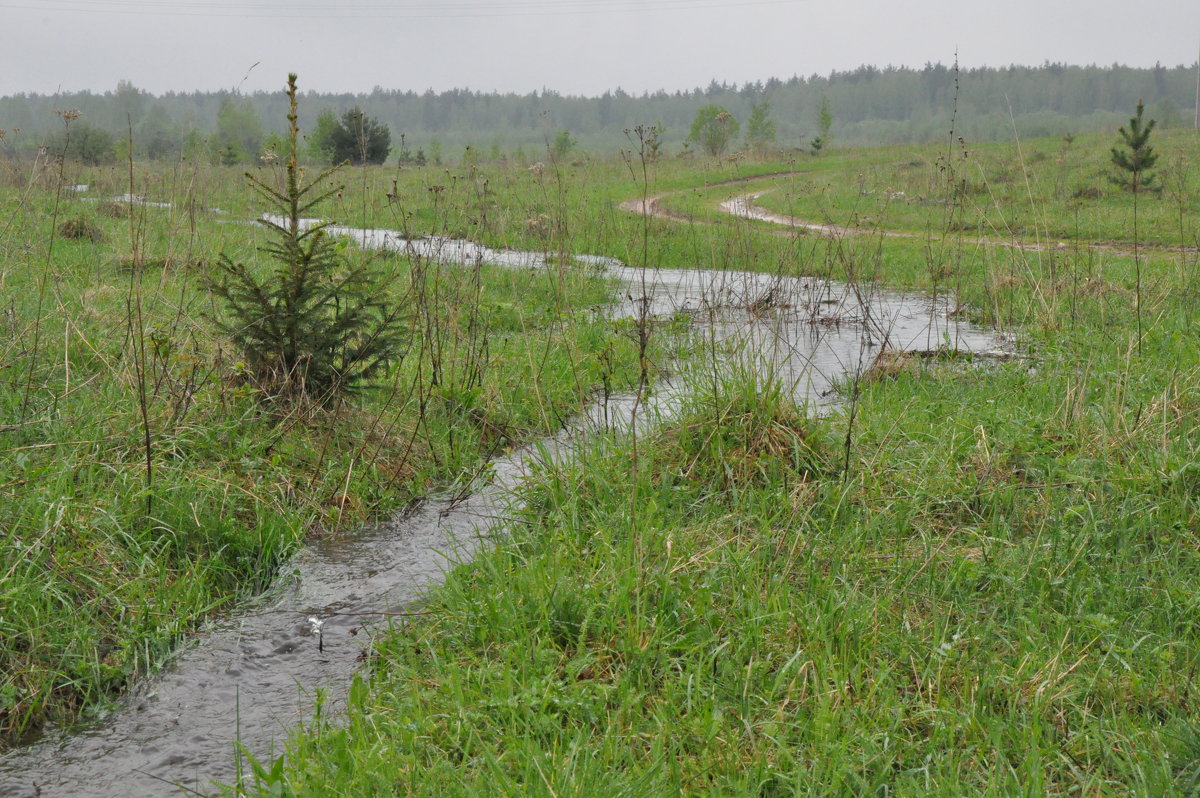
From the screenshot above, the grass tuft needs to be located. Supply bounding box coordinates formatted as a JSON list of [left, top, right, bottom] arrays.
[[56, 217, 104, 241]]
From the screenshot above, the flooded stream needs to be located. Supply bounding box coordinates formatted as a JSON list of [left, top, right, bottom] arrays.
[[0, 223, 1002, 796]]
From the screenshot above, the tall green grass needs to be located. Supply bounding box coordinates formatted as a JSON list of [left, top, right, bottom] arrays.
[[682, 130, 1200, 248], [0, 153, 683, 742], [260, 134, 1200, 796]]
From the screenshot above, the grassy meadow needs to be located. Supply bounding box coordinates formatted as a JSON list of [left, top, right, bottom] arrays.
[[0, 150, 682, 742], [2, 121, 1199, 796], [262, 130, 1200, 796]]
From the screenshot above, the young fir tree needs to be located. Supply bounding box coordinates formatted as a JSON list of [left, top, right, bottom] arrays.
[[307, 106, 391, 165], [1109, 98, 1157, 353], [810, 96, 833, 155], [208, 74, 406, 403], [1110, 98, 1158, 193]]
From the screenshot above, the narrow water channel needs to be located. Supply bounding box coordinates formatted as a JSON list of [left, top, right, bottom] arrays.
[[0, 226, 1002, 797]]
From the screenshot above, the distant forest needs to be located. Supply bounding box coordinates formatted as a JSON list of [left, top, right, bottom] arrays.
[[1, 61, 1197, 165]]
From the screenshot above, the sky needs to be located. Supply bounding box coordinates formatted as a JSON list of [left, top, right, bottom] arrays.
[[3, 0, 1199, 98]]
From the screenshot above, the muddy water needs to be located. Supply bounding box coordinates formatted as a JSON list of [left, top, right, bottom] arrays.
[[0, 223, 1001, 797]]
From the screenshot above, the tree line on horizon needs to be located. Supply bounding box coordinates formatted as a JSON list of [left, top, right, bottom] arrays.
[[0, 61, 1196, 166]]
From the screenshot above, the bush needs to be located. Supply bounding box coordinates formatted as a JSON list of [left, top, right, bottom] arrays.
[[688, 105, 739, 157], [49, 122, 116, 165], [96, 201, 128, 218], [308, 107, 391, 165]]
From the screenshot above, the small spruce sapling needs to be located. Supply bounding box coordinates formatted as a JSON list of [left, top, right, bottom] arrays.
[[1110, 98, 1158, 353], [208, 74, 406, 403], [810, 95, 833, 155], [1110, 98, 1158, 193]]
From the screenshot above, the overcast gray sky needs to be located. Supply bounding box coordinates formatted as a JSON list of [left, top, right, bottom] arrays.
[[4, 0, 1199, 97]]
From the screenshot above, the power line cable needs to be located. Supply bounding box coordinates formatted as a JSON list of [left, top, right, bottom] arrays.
[[0, 0, 798, 19]]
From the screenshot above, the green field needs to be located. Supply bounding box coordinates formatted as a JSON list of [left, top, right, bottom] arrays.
[[3, 124, 1200, 795], [266, 131, 1200, 796], [0, 150, 661, 742]]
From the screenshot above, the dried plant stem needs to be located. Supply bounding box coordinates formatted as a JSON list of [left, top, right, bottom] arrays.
[[126, 116, 154, 514]]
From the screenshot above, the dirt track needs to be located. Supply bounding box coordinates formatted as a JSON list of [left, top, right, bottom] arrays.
[[621, 179, 1197, 258]]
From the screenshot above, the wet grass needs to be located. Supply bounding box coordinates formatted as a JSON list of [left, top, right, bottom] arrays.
[[270, 331, 1200, 795], [666, 130, 1200, 249], [253, 135, 1200, 795], [6, 141, 887, 744], [5, 128, 1200, 792], [0, 155, 689, 743]]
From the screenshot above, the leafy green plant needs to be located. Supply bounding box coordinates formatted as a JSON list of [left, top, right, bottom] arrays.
[[745, 100, 776, 155], [208, 74, 406, 403], [306, 108, 339, 162], [688, 104, 739, 157], [211, 96, 265, 165], [551, 129, 577, 159], [48, 120, 116, 165]]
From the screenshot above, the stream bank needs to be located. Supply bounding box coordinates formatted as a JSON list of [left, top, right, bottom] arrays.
[[0, 223, 999, 796]]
